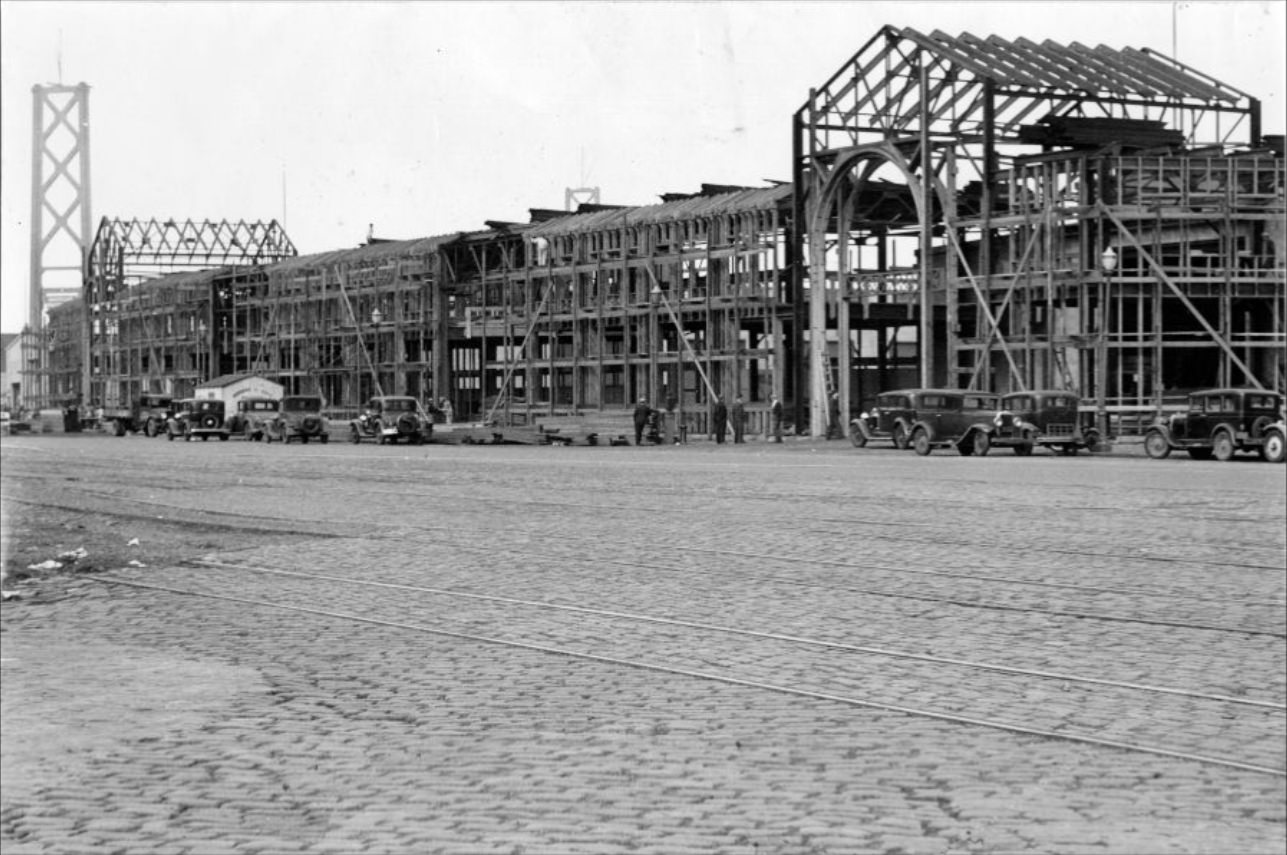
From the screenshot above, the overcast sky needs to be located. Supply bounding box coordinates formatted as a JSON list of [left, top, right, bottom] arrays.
[[2, 0, 1284, 333]]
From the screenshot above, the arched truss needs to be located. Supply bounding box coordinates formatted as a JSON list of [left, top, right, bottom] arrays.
[[792, 26, 1268, 436]]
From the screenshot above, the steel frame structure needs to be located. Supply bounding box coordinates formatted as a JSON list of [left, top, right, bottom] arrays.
[[794, 26, 1277, 436], [23, 83, 92, 409], [81, 218, 295, 411]]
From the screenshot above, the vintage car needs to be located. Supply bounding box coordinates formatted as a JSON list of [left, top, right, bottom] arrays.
[[849, 390, 920, 449], [907, 390, 999, 456], [990, 390, 1103, 456], [167, 398, 230, 442], [265, 395, 331, 444], [1144, 388, 1284, 461], [136, 393, 175, 437], [349, 396, 433, 445], [226, 397, 281, 441]]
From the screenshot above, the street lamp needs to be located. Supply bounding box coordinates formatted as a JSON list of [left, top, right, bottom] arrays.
[[1097, 246, 1117, 438], [1100, 247, 1117, 276]]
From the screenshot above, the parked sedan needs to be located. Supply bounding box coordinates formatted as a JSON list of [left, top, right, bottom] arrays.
[[1144, 388, 1283, 461]]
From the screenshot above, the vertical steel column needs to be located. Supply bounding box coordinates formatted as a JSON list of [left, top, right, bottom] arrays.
[[918, 59, 934, 388]]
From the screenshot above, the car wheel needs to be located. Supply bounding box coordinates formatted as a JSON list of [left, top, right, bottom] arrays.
[[912, 428, 932, 456], [849, 427, 867, 449], [167, 431, 175, 442], [349, 426, 360, 444], [1144, 431, 1171, 459], [1083, 430, 1102, 453], [144, 419, 156, 438], [973, 431, 990, 457], [892, 424, 909, 450], [1213, 431, 1235, 461], [1015, 432, 1034, 456], [1263, 430, 1286, 463]]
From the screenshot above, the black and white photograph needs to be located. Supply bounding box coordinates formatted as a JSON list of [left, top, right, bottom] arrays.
[[2, 2, 1284, 853]]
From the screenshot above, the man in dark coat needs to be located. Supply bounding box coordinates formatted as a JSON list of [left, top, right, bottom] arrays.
[[633, 397, 651, 445], [827, 392, 842, 440], [712, 397, 728, 444], [732, 396, 746, 444], [770, 394, 784, 443]]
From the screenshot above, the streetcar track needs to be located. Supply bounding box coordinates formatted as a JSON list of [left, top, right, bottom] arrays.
[[9, 491, 1284, 637], [93, 573, 1287, 779], [14, 474, 1284, 579], [189, 558, 1287, 710]]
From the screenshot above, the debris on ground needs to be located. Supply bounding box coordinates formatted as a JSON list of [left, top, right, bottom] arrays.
[[26, 560, 63, 571]]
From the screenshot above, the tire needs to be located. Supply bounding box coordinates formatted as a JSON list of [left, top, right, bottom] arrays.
[[912, 428, 932, 456], [1144, 431, 1171, 459], [302, 415, 322, 435], [167, 431, 175, 442], [1263, 430, 1286, 464], [349, 426, 360, 444], [1014, 432, 1034, 456], [892, 423, 909, 450], [973, 431, 990, 457], [849, 428, 867, 449], [1083, 430, 1102, 453], [1212, 431, 1235, 462], [144, 418, 157, 438]]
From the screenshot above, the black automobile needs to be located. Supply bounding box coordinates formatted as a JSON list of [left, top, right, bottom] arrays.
[[1144, 388, 1283, 461], [168, 399, 230, 442]]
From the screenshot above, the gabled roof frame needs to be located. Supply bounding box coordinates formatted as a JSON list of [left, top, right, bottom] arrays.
[[801, 25, 1260, 160]]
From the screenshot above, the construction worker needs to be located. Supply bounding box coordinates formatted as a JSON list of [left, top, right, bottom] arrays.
[[713, 396, 728, 444], [633, 397, 651, 445], [827, 392, 842, 439]]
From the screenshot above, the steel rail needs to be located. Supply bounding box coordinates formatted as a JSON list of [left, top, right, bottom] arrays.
[[7, 491, 1284, 637], [192, 558, 1287, 711], [94, 575, 1287, 779]]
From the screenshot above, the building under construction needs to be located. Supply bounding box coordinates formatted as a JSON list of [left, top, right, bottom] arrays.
[[38, 28, 1285, 437]]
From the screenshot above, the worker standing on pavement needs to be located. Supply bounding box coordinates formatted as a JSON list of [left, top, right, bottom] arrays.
[[633, 397, 651, 445], [712, 396, 728, 444], [732, 396, 746, 444]]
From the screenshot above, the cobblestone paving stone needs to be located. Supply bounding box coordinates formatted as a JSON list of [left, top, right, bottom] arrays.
[[3, 437, 1285, 854]]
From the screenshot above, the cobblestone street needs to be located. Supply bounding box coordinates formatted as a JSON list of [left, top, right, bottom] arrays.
[[2, 434, 1284, 854]]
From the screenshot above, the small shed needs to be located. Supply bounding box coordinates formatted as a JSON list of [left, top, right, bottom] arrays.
[[194, 374, 285, 405]]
